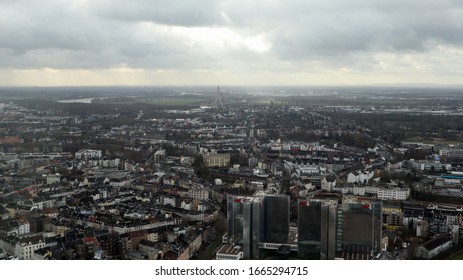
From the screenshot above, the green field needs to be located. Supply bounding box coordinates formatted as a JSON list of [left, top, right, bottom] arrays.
[[144, 97, 205, 106], [404, 136, 463, 145]]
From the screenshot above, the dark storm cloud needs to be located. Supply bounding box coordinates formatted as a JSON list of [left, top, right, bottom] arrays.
[[0, 1, 103, 54], [221, 0, 463, 59], [0, 0, 462, 75], [0, 0, 194, 69]]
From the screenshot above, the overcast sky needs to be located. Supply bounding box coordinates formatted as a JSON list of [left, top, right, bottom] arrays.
[[1, 0, 462, 86]]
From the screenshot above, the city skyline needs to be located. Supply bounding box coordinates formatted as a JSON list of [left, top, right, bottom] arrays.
[[2, 88, 463, 260], [1, 1, 463, 87]]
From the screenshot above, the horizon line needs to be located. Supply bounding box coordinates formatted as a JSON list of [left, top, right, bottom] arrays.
[[1, 83, 463, 89]]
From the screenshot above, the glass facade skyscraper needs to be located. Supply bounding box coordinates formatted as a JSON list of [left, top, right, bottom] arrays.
[[227, 194, 289, 259], [337, 197, 383, 256], [227, 194, 382, 259], [264, 195, 290, 244], [298, 198, 338, 259]]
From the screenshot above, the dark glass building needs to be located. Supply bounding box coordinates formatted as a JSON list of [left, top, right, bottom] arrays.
[[298, 198, 337, 259], [337, 196, 382, 257], [227, 194, 290, 259], [264, 195, 290, 244], [242, 197, 265, 259], [227, 195, 244, 245]]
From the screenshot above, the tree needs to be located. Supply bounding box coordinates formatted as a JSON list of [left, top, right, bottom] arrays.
[[193, 155, 204, 169]]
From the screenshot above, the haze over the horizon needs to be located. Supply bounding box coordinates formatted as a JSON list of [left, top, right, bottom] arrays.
[[1, 0, 463, 87]]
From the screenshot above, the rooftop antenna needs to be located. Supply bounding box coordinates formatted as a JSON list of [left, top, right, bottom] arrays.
[[214, 86, 223, 108]]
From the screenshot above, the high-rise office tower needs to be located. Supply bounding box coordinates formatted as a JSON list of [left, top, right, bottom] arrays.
[[227, 195, 265, 259], [264, 195, 290, 244], [242, 197, 265, 259], [227, 195, 244, 245], [227, 194, 290, 259], [337, 196, 382, 257], [298, 198, 338, 259]]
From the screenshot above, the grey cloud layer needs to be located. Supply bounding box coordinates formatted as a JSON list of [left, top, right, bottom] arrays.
[[89, 0, 225, 27], [1, 0, 462, 72]]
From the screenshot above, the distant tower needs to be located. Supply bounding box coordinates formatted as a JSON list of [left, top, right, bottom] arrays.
[[214, 86, 224, 108]]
